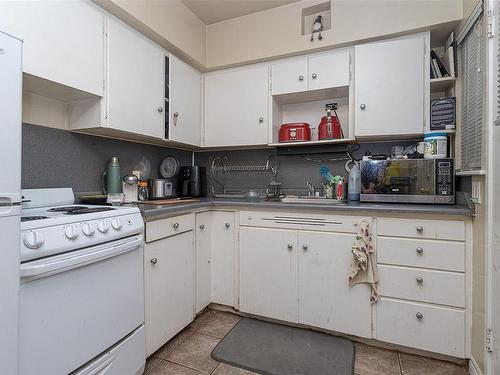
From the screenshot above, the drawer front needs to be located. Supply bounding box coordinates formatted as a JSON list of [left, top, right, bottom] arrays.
[[377, 237, 465, 272], [146, 214, 195, 243], [376, 298, 465, 357], [378, 218, 465, 241], [239, 211, 369, 233], [378, 265, 465, 308]]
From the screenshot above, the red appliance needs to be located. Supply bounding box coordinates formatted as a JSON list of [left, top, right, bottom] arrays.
[[318, 103, 343, 140], [279, 123, 311, 142]]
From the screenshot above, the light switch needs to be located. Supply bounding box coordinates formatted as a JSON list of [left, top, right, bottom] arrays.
[[472, 181, 481, 204]]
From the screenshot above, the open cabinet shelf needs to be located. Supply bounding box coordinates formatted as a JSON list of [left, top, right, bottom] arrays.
[[430, 76, 456, 92]]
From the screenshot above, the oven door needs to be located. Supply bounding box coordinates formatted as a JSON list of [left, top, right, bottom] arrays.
[[19, 236, 144, 375]]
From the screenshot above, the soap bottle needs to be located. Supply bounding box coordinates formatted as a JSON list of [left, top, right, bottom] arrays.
[[348, 162, 360, 201]]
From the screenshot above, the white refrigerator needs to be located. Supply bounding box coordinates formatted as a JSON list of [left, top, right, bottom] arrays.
[[0, 30, 22, 374]]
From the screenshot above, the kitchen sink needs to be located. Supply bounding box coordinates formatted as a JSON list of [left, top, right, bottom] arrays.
[[280, 196, 347, 205]]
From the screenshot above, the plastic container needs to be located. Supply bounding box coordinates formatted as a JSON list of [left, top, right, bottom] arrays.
[[424, 133, 447, 159], [347, 162, 361, 201]]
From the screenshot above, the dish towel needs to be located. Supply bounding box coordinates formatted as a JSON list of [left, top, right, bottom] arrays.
[[349, 219, 379, 303]]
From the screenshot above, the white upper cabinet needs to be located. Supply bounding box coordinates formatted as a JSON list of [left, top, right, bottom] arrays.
[[308, 51, 350, 91], [204, 66, 269, 147], [0, 0, 104, 96], [169, 55, 202, 146], [271, 59, 308, 95], [106, 18, 165, 139], [354, 36, 425, 137]]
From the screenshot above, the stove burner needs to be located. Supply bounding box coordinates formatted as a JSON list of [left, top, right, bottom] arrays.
[[63, 207, 115, 215], [48, 206, 87, 212], [21, 216, 48, 222]]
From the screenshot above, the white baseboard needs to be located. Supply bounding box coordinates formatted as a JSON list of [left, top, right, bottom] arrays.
[[469, 356, 484, 375]]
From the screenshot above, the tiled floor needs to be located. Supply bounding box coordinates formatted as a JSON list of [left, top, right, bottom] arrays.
[[144, 308, 468, 375]]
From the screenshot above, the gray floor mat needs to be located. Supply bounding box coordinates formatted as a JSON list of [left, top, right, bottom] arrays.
[[211, 318, 354, 375]]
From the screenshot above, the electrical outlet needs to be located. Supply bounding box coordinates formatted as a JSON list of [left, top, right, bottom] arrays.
[[472, 181, 481, 204]]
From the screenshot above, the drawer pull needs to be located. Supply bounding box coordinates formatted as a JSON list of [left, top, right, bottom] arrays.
[[416, 247, 424, 254], [199, 224, 205, 230], [150, 257, 158, 265], [416, 277, 424, 284], [173, 223, 179, 229], [225, 222, 231, 229], [298, 75, 304, 81], [287, 243, 293, 250], [302, 244, 308, 251], [416, 226, 424, 233], [416, 312, 423, 320]]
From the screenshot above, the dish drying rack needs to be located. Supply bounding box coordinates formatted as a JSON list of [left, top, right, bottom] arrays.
[[209, 155, 279, 197]]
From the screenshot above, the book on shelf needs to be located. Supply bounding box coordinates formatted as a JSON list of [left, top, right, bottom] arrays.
[[430, 32, 456, 80], [431, 49, 449, 77]]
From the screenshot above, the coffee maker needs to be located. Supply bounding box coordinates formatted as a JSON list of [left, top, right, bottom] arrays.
[[179, 166, 207, 198]]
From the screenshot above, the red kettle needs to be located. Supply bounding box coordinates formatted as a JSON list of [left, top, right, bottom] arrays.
[[318, 103, 343, 140]]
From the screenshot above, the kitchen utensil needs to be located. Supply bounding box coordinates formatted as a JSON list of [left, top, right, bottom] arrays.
[[279, 123, 311, 142], [245, 190, 260, 201], [102, 157, 122, 194], [318, 103, 343, 140], [122, 174, 138, 203], [347, 161, 361, 201], [149, 179, 174, 199], [78, 194, 108, 205], [320, 165, 336, 184], [138, 181, 149, 201], [159, 156, 180, 179]]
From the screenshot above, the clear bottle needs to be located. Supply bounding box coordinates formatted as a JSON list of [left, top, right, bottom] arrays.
[[138, 181, 149, 202], [348, 162, 361, 201]]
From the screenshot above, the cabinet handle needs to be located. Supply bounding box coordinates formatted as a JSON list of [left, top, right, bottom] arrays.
[[416, 247, 424, 254], [157, 107, 163, 113], [302, 244, 308, 251], [416, 277, 424, 284], [173, 223, 179, 229], [312, 73, 317, 79], [199, 224, 205, 230], [416, 312, 423, 320], [173, 112, 179, 126], [298, 75, 304, 81], [360, 104, 366, 110], [259, 117, 264, 123], [150, 257, 158, 265], [416, 226, 424, 233], [287, 243, 293, 250], [225, 222, 231, 229]]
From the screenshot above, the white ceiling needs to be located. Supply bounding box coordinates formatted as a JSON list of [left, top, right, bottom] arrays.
[[181, 0, 300, 25]]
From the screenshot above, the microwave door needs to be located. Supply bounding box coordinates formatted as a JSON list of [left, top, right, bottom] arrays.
[[413, 160, 435, 195]]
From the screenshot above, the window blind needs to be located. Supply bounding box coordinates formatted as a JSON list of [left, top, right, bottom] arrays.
[[458, 13, 485, 170]]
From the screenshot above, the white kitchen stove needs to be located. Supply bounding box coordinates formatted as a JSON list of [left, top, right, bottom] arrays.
[[20, 188, 143, 262]]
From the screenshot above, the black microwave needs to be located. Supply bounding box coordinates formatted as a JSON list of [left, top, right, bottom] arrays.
[[360, 158, 455, 204]]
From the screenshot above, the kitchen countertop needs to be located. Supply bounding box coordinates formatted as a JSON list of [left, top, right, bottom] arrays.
[[138, 198, 472, 221]]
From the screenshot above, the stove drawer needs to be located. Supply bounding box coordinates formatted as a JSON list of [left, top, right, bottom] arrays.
[[146, 213, 195, 242], [378, 218, 465, 241]]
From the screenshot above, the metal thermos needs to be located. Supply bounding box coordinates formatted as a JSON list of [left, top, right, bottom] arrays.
[[102, 157, 122, 194]]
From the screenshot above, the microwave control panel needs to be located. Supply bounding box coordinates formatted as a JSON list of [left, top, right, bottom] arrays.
[[436, 159, 454, 196]]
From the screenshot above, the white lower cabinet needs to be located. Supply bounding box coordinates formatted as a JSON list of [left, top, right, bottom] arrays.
[[144, 230, 195, 356], [195, 212, 212, 313], [211, 211, 236, 306], [239, 227, 299, 322], [298, 231, 371, 338]]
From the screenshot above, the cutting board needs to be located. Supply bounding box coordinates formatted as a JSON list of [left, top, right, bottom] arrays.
[[142, 198, 200, 205]]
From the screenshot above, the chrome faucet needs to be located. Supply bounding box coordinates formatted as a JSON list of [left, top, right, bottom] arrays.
[[306, 181, 316, 196]]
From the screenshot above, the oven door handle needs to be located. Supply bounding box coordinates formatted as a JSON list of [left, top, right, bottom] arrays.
[[20, 237, 142, 280], [72, 353, 116, 375]]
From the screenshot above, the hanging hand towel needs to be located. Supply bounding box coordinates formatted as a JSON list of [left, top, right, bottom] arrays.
[[349, 219, 379, 303]]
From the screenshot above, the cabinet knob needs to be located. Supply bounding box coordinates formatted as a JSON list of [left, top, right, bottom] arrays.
[[416, 277, 424, 284], [199, 224, 205, 230], [287, 243, 293, 250], [173, 112, 179, 126], [302, 244, 308, 250], [150, 257, 158, 265], [298, 75, 304, 81], [416, 247, 424, 254], [312, 73, 317, 79], [360, 104, 366, 110], [157, 107, 163, 113], [259, 117, 264, 123], [416, 312, 423, 320], [173, 222, 179, 229], [416, 226, 424, 233], [225, 222, 231, 229]]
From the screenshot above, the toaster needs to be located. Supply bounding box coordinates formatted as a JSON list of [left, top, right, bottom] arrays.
[[279, 123, 311, 142]]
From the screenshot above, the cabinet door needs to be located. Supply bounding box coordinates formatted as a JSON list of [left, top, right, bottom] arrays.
[[354, 37, 424, 137], [0, 0, 104, 96], [195, 212, 211, 314], [144, 231, 194, 356], [308, 51, 350, 91], [211, 212, 236, 306], [298, 231, 371, 338], [271, 59, 308, 95], [107, 18, 164, 139], [204, 66, 269, 147], [239, 227, 298, 322], [170, 55, 202, 146]]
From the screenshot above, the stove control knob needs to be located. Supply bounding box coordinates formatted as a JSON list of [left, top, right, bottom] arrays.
[[82, 222, 96, 236], [24, 231, 44, 249], [64, 225, 79, 240], [98, 220, 109, 233], [111, 218, 122, 231]]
